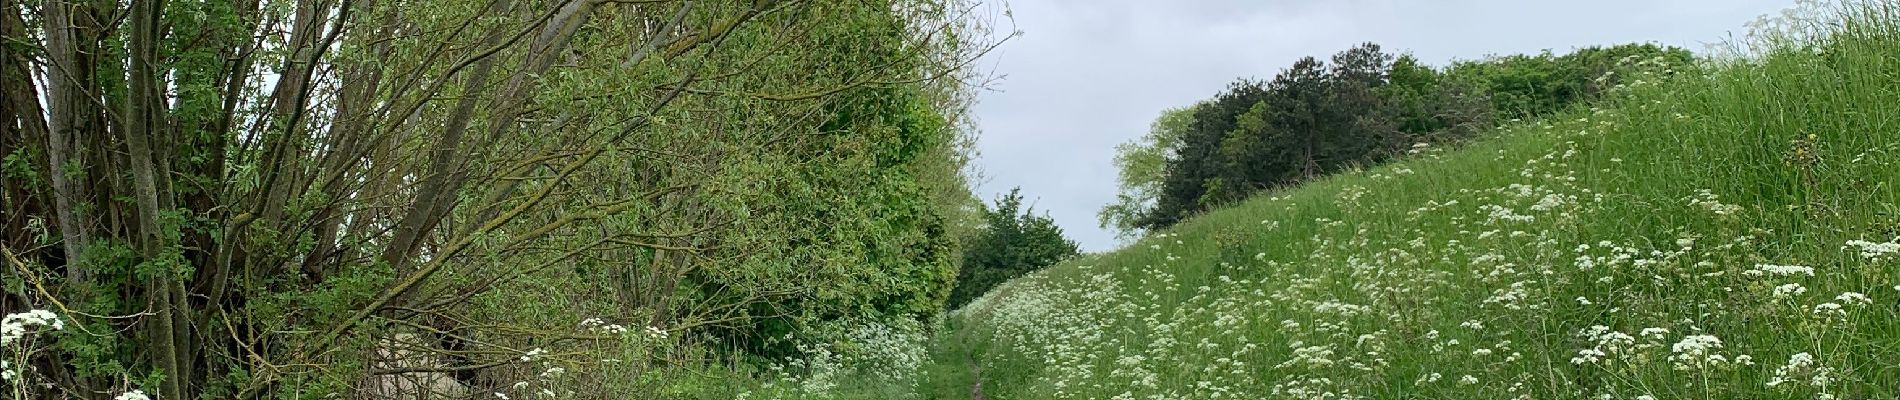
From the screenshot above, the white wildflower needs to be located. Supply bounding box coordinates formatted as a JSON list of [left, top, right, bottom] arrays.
[[1670, 334, 1726, 370], [1572, 347, 1607, 365], [1812, 302, 1844, 317], [1639, 327, 1671, 341], [1774, 283, 1808, 299], [1769, 352, 1836, 388], [1, 309, 64, 346], [1844, 239, 1900, 258], [1687, 189, 1743, 215], [1835, 292, 1870, 305], [1750, 264, 1815, 277], [1482, 204, 1535, 223], [1530, 193, 1569, 212]]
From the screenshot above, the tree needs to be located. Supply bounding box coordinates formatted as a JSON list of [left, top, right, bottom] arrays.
[[1143, 79, 1270, 229], [1100, 105, 1197, 240], [0, 0, 1004, 397], [947, 188, 1080, 310]]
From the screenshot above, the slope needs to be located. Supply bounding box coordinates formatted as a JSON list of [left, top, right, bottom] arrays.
[[928, 3, 1900, 399]]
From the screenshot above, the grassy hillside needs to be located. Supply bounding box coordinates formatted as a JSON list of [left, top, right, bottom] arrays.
[[916, 3, 1900, 399]]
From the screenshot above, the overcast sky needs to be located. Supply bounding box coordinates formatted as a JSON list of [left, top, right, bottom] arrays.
[[967, 0, 1797, 252]]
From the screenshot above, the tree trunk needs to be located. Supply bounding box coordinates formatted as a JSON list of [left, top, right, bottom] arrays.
[[125, 0, 192, 397], [41, 0, 97, 281]]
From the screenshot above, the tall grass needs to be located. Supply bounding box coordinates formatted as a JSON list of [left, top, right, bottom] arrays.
[[927, 1, 1900, 399]]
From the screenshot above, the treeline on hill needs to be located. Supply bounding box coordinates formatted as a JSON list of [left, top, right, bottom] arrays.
[[1100, 42, 1695, 236], [0, 0, 1001, 398]]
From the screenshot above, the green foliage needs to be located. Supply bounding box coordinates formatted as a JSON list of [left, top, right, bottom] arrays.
[[1100, 105, 1197, 239], [1119, 42, 1696, 233], [1446, 42, 1696, 119], [945, 188, 1080, 311], [3, 0, 995, 397]]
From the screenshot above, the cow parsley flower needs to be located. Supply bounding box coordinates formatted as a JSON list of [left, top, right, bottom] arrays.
[[1812, 302, 1845, 317], [1482, 204, 1536, 223], [1750, 264, 1815, 277], [114, 390, 150, 400], [1530, 193, 1569, 212], [1572, 325, 1637, 364], [1639, 327, 1671, 341], [2, 310, 64, 346], [1835, 292, 1870, 305], [1670, 335, 1727, 370], [1774, 283, 1808, 299], [1768, 352, 1836, 388], [1687, 189, 1743, 215], [1844, 239, 1899, 258]]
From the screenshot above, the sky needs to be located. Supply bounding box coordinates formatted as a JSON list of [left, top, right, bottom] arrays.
[[967, 0, 1798, 252]]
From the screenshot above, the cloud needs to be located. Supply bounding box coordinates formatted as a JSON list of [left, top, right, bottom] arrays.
[[969, 0, 1795, 251]]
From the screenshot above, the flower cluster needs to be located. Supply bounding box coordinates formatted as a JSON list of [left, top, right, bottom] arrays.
[[1844, 239, 1899, 258], [1767, 352, 1836, 389], [2, 310, 64, 346], [1686, 189, 1744, 216], [1668, 334, 1729, 370]]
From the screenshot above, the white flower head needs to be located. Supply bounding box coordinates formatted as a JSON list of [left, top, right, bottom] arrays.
[[1750, 264, 1815, 277], [2, 310, 65, 346], [1844, 239, 1900, 258], [1670, 334, 1727, 370], [1835, 292, 1871, 305], [1774, 283, 1808, 299], [1812, 302, 1845, 317], [1769, 352, 1836, 388]]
